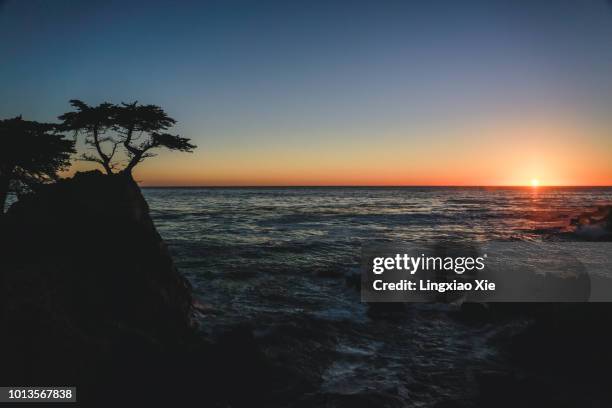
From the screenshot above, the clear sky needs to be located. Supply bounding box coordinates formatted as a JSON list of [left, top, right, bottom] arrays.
[[1, 0, 611, 186]]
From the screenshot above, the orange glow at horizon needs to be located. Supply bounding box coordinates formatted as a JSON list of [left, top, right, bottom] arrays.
[[66, 117, 612, 187]]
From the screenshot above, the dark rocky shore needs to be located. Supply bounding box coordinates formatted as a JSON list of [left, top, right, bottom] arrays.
[[1, 173, 612, 407], [570, 205, 612, 240], [0, 172, 297, 407]]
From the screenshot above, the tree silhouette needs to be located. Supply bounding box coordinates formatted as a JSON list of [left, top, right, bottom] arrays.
[[0, 116, 75, 214], [58, 100, 119, 175], [59, 100, 196, 176], [115, 102, 196, 175]]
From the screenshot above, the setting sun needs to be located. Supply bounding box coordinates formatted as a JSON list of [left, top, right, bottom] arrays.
[[531, 179, 540, 187]]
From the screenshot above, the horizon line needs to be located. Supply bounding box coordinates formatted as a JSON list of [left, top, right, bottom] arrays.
[[139, 184, 612, 188]]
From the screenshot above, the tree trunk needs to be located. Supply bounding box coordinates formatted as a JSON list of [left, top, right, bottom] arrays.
[[122, 166, 135, 179], [123, 150, 143, 177], [92, 127, 113, 175], [102, 161, 113, 175], [0, 175, 9, 215]]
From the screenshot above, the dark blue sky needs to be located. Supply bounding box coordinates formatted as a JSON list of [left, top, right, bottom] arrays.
[[2, 0, 611, 185]]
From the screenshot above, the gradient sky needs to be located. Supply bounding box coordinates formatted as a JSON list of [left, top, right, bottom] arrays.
[[1, 0, 611, 185]]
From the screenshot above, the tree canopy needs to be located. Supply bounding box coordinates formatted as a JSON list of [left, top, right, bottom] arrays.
[[59, 100, 196, 176], [0, 116, 75, 214]]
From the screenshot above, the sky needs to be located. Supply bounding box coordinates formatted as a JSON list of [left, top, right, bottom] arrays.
[[1, 0, 611, 186]]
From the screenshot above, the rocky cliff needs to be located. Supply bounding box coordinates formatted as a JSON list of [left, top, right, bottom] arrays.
[[0, 171, 202, 404], [0, 171, 325, 407]]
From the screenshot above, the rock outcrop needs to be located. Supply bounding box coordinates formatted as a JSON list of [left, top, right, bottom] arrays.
[[0, 171, 312, 407], [0, 171, 201, 405], [570, 205, 612, 240]]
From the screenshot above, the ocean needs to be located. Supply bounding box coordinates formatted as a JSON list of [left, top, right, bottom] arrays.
[[143, 186, 612, 405]]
